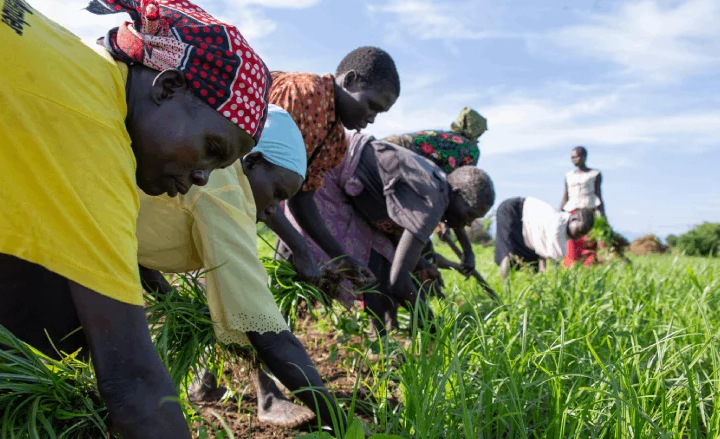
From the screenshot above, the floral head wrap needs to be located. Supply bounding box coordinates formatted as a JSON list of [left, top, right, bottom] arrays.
[[88, 0, 271, 143]]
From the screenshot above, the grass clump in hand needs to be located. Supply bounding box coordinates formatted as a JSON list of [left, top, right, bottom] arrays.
[[262, 257, 333, 328], [145, 270, 223, 392]]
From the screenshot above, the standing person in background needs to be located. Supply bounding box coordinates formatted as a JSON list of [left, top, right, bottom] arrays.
[[559, 146, 605, 267], [383, 107, 489, 286], [264, 47, 401, 285]]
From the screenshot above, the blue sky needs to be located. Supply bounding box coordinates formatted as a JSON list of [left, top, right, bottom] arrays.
[[32, 0, 720, 239]]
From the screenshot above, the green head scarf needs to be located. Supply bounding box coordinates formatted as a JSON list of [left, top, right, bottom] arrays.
[[450, 107, 487, 144]]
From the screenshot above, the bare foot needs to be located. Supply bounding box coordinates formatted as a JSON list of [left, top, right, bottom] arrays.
[[257, 394, 316, 428], [188, 370, 227, 403], [188, 383, 227, 403]]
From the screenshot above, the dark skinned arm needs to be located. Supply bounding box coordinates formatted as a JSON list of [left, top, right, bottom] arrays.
[[288, 190, 346, 258], [436, 234, 498, 301], [435, 222, 451, 241], [415, 256, 439, 276], [263, 207, 322, 285], [432, 252, 456, 270], [390, 231, 436, 325], [383, 231, 420, 300], [453, 226, 476, 275], [246, 330, 343, 432], [414, 257, 445, 299], [138, 265, 174, 296], [451, 227, 498, 299], [68, 281, 190, 439], [388, 231, 425, 304], [432, 254, 498, 301], [560, 180, 569, 212], [595, 172, 606, 218], [288, 190, 368, 278]]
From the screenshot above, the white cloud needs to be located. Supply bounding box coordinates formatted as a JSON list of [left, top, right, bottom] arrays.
[[366, 0, 515, 41], [212, 0, 319, 41], [239, 0, 320, 8], [481, 92, 720, 153], [30, 0, 125, 43], [214, 5, 277, 41], [370, 83, 720, 159], [544, 0, 720, 82], [368, 0, 720, 83], [481, 104, 720, 156], [403, 73, 448, 92]]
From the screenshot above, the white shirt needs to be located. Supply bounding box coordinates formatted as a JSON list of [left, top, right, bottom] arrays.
[[564, 169, 601, 211], [522, 197, 570, 261]]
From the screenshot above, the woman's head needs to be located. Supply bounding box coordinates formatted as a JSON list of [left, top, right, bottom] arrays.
[[571, 146, 588, 169], [243, 105, 307, 222], [567, 208, 595, 239], [242, 154, 303, 222], [445, 167, 496, 229], [91, 0, 271, 197], [334, 46, 400, 131], [127, 67, 255, 196], [450, 107, 487, 144]]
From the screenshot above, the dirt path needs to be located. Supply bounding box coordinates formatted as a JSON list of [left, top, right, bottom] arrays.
[[191, 318, 375, 438]]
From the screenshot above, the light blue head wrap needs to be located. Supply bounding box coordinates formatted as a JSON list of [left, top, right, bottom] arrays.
[[250, 104, 307, 179]]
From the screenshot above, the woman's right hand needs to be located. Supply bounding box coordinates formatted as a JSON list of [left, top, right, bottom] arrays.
[[436, 222, 452, 242], [293, 248, 322, 285], [416, 262, 445, 299], [337, 255, 375, 288]]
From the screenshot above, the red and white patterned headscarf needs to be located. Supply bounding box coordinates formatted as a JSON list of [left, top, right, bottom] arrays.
[[88, 0, 271, 144]]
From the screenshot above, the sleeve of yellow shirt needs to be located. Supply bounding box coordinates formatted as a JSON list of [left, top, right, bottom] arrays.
[[189, 171, 289, 346]]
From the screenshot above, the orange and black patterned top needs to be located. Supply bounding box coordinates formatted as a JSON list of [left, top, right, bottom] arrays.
[[269, 72, 346, 192]]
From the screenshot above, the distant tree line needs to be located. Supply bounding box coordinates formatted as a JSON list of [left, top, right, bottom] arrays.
[[666, 222, 720, 257]]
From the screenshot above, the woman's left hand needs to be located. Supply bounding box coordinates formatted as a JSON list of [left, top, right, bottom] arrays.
[[460, 252, 476, 276], [338, 256, 375, 288], [436, 222, 452, 242], [416, 263, 445, 299]]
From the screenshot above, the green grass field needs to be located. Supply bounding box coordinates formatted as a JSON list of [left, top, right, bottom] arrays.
[[2, 234, 717, 439], [257, 234, 720, 439]]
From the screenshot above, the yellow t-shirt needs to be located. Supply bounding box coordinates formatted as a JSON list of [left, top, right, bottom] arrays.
[[0, 0, 142, 305], [136, 162, 289, 346]]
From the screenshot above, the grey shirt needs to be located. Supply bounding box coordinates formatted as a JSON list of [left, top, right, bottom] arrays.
[[350, 138, 450, 244]]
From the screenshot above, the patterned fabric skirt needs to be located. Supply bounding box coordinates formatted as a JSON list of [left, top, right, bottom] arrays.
[[276, 137, 396, 307]]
